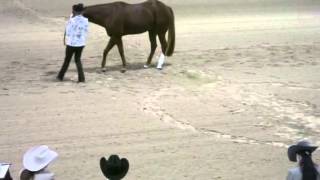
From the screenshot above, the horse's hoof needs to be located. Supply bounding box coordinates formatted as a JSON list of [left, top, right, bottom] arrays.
[[120, 68, 126, 73], [101, 68, 107, 72], [143, 64, 149, 68]]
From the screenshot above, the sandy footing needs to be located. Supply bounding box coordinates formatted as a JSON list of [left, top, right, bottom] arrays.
[[1, 0, 320, 179]]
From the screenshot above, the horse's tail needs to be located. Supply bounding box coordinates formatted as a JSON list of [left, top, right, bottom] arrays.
[[165, 7, 175, 57]]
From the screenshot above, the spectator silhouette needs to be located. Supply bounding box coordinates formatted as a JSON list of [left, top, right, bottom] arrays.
[[287, 140, 320, 180], [100, 155, 129, 180]]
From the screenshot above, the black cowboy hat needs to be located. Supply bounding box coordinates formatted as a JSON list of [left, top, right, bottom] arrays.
[[72, 3, 84, 12], [288, 140, 318, 162], [100, 155, 129, 180]]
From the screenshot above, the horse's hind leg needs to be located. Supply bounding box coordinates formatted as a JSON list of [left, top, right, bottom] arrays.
[[156, 32, 167, 69], [145, 31, 157, 67], [158, 32, 168, 55], [102, 37, 116, 69], [114, 36, 127, 73]]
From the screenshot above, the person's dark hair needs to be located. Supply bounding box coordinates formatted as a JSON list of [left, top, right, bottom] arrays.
[[72, 3, 84, 13], [20, 169, 35, 180], [298, 150, 319, 180]]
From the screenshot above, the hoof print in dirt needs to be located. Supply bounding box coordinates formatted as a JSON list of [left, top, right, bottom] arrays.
[[120, 68, 126, 73]]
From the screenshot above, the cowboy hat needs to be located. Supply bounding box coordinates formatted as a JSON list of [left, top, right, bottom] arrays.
[[288, 140, 318, 162], [23, 145, 58, 172], [100, 155, 129, 180]]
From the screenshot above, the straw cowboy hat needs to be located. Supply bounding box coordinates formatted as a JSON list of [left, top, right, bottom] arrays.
[[100, 155, 129, 180], [288, 140, 318, 162], [23, 145, 58, 172]]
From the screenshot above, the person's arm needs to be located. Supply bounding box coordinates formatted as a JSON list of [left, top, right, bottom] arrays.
[[84, 19, 89, 36], [63, 30, 66, 46], [64, 18, 71, 46]]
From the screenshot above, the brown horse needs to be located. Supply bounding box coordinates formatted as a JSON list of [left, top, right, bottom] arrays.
[[83, 0, 175, 72]]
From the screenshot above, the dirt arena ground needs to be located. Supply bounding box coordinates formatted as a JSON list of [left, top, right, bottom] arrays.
[[1, 0, 320, 179]]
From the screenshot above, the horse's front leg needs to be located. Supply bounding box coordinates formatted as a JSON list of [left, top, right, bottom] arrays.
[[144, 31, 157, 68], [101, 37, 116, 70], [115, 36, 127, 73]]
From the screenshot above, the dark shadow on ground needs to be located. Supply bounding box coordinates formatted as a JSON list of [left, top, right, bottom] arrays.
[[85, 62, 172, 73], [41, 62, 172, 82]]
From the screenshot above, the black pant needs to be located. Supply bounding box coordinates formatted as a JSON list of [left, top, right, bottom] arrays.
[[58, 45, 85, 82]]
